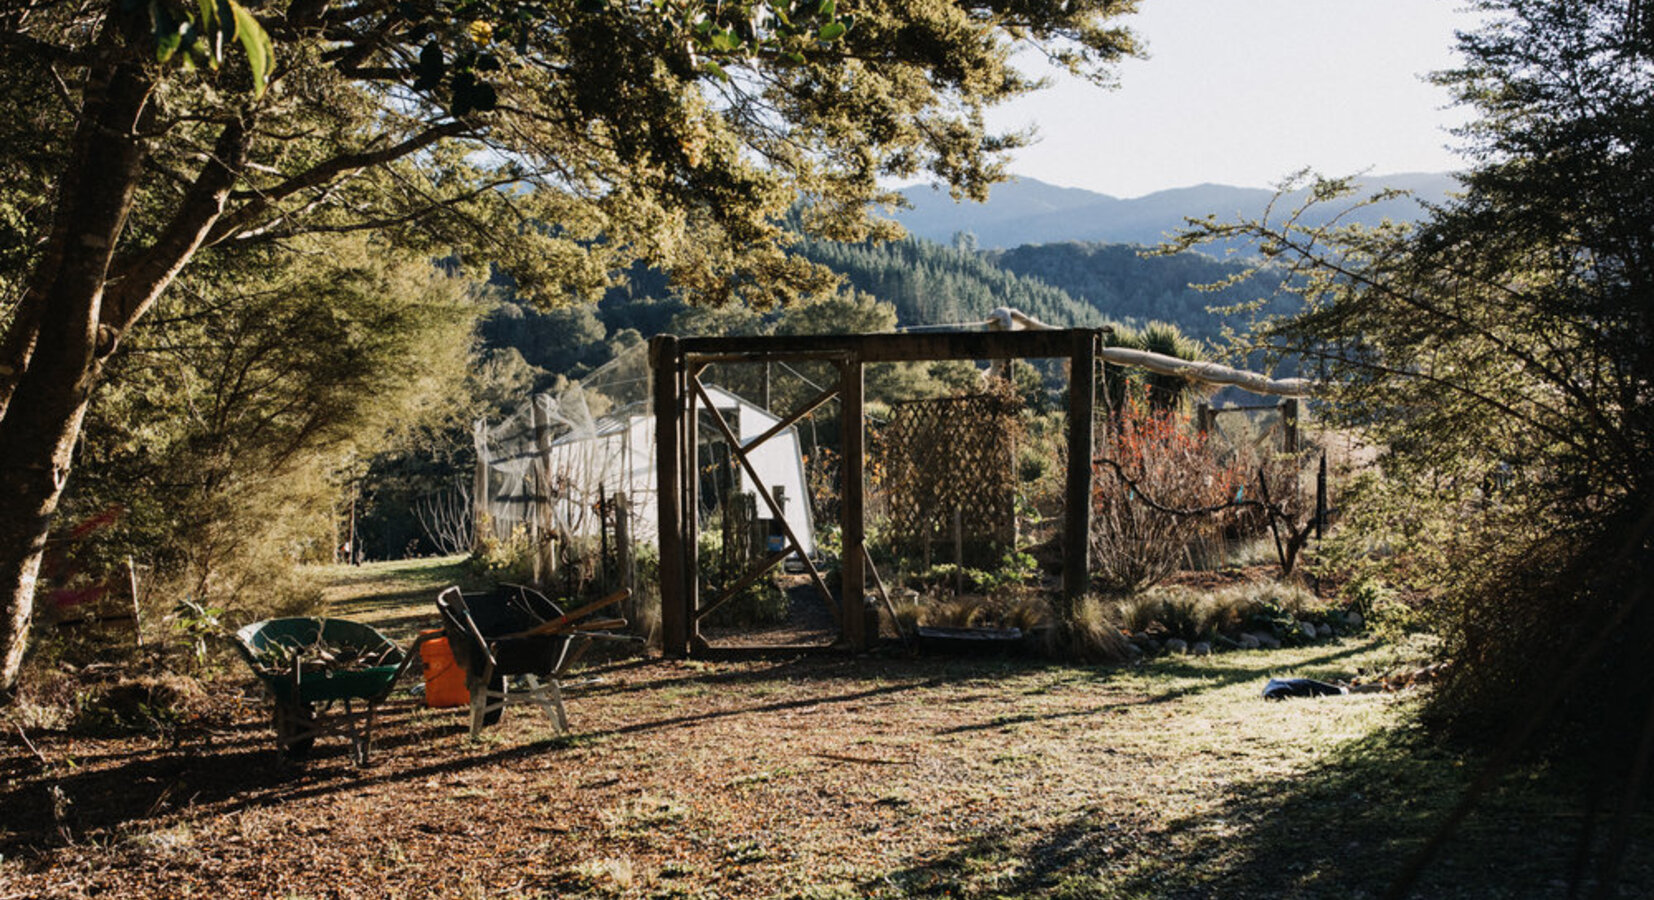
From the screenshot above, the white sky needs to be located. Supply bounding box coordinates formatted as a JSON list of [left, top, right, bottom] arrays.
[[986, 0, 1484, 198]]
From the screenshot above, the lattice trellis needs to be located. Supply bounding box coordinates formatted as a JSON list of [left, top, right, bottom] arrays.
[[878, 388, 1021, 564]]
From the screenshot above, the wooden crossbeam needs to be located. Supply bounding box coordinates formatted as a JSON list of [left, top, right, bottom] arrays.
[[742, 382, 841, 453], [863, 545, 908, 646], [692, 377, 841, 628], [681, 329, 1100, 363], [696, 548, 794, 622]]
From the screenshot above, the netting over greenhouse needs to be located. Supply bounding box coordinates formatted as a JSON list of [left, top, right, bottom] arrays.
[[475, 342, 816, 563], [475, 343, 656, 549]]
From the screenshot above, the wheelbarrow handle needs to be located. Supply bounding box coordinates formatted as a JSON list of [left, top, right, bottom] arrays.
[[382, 630, 439, 696], [507, 588, 631, 639]]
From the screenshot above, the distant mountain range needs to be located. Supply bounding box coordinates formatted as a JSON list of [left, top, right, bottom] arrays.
[[888, 173, 1459, 250]]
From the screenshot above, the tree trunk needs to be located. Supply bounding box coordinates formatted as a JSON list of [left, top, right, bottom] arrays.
[[0, 44, 152, 694]]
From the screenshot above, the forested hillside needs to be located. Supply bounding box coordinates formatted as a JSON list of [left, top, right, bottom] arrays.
[[984, 242, 1289, 341], [483, 234, 1279, 383], [790, 235, 1104, 329]]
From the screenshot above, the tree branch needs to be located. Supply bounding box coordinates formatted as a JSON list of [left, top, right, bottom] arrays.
[[205, 121, 470, 246], [103, 118, 252, 344], [1092, 456, 1268, 519]]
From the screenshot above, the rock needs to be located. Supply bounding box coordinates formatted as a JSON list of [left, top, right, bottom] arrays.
[[1164, 638, 1188, 655], [1238, 633, 1261, 650], [1258, 632, 1282, 650], [1144, 639, 1162, 655], [1131, 632, 1150, 645], [1346, 611, 1364, 630], [1316, 622, 1334, 638], [1191, 641, 1212, 656], [1299, 621, 1319, 641]]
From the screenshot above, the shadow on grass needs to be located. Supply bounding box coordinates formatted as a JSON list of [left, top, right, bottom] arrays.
[[871, 726, 1653, 900], [0, 659, 950, 856]]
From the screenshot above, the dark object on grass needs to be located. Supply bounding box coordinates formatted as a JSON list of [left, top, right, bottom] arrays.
[[1262, 677, 1348, 700], [916, 625, 1023, 655], [436, 584, 636, 737]]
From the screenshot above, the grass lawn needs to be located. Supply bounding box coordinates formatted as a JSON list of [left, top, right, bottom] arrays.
[[312, 555, 484, 642], [1, 561, 1647, 898]]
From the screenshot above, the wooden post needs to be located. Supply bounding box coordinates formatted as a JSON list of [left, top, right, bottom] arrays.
[[1282, 398, 1299, 454], [472, 419, 490, 551], [1197, 402, 1214, 435], [126, 556, 143, 649], [952, 506, 964, 596], [1063, 330, 1098, 612], [685, 363, 703, 650], [347, 485, 359, 565], [615, 491, 634, 592], [531, 393, 555, 584], [840, 358, 868, 650], [1315, 451, 1328, 541], [598, 485, 611, 590], [652, 336, 688, 657]]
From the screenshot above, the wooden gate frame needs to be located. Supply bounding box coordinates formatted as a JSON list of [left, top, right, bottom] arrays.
[[650, 329, 1103, 657]]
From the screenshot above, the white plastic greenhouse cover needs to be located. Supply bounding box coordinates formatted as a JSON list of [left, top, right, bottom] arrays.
[[475, 342, 815, 555]]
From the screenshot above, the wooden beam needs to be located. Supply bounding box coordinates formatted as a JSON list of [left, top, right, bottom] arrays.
[[742, 382, 841, 454], [681, 329, 1102, 364], [696, 549, 794, 622], [841, 358, 867, 650], [651, 336, 688, 658], [685, 364, 702, 650], [683, 351, 854, 366], [863, 545, 906, 646], [1063, 330, 1097, 610], [471, 421, 490, 551], [531, 393, 554, 584]]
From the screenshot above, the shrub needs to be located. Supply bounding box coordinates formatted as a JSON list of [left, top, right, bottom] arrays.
[[466, 519, 536, 583], [1091, 401, 1248, 593], [1046, 595, 1135, 664], [1117, 581, 1335, 645], [696, 531, 788, 628]]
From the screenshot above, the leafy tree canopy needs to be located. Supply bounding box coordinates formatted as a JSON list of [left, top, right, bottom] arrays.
[[0, 0, 1142, 691], [1173, 0, 1654, 752]]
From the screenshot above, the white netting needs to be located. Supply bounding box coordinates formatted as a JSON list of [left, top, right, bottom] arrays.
[[476, 341, 819, 574], [476, 342, 656, 549]]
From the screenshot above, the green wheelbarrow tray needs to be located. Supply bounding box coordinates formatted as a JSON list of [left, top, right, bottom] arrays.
[[235, 617, 422, 764], [235, 617, 408, 704]]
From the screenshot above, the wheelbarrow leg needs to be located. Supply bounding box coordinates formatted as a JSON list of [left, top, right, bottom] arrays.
[[468, 676, 487, 737], [348, 699, 376, 766], [273, 701, 316, 761], [522, 675, 568, 733], [467, 670, 506, 737]]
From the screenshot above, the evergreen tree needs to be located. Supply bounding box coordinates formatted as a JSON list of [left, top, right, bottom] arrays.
[[1176, 1, 1654, 759]]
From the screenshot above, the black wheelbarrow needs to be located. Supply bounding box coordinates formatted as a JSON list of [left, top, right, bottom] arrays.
[[435, 584, 634, 737]]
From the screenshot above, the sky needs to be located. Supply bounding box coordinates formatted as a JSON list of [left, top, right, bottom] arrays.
[[986, 0, 1486, 198]]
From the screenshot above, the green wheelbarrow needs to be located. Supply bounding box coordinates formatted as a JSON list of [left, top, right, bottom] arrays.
[[234, 617, 421, 765]]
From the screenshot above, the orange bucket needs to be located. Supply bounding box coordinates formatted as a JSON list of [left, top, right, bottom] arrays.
[[418, 631, 468, 708]]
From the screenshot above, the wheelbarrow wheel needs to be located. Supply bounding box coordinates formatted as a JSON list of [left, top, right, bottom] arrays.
[[274, 701, 316, 760]]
